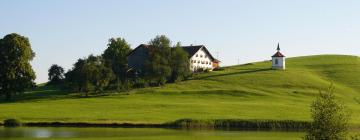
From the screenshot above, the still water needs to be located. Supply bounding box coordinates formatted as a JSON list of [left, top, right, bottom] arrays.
[[0, 127, 304, 140]]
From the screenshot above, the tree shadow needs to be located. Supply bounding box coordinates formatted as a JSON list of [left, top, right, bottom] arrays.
[[195, 68, 272, 80], [0, 85, 130, 104], [0, 86, 74, 103]]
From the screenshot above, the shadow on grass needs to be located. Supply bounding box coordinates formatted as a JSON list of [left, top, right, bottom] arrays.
[[0, 85, 127, 104], [177, 90, 266, 97], [0, 86, 72, 103], [195, 68, 272, 80]]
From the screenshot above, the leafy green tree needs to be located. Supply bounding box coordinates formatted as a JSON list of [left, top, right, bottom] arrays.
[[65, 58, 90, 94], [170, 42, 190, 82], [0, 33, 36, 100], [102, 38, 132, 90], [304, 86, 350, 140], [65, 55, 114, 96], [86, 55, 115, 93], [145, 35, 172, 85], [48, 64, 65, 85]]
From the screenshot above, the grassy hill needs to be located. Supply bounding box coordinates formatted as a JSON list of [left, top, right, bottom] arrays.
[[0, 55, 359, 125]]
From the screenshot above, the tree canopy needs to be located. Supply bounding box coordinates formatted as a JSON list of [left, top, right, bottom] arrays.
[[170, 42, 190, 82], [48, 64, 65, 85], [65, 55, 114, 96], [144, 35, 172, 85], [102, 38, 132, 90], [0, 33, 36, 100]]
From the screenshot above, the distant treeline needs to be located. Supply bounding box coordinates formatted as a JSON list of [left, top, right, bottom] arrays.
[[0, 33, 192, 100], [49, 35, 191, 96]]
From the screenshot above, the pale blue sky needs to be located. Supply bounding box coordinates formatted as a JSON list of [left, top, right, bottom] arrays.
[[1, 0, 359, 83]]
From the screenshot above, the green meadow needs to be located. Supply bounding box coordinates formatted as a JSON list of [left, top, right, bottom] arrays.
[[0, 55, 359, 125]]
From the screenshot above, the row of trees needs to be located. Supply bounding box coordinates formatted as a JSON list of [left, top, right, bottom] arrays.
[[0, 33, 190, 99], [48, 35, 190, 96]]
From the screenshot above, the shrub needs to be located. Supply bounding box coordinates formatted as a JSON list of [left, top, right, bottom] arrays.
[[304, 86, 350, 140], [4, 119, 22, 127], [133, 78, 148, 88]]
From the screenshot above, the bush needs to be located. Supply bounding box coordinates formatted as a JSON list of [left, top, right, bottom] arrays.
[[304, 86, 350, 140], [133, 78, 148, 88], [4, 119, 22, 127]]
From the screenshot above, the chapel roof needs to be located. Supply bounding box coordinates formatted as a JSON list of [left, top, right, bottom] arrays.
[[272, 51, 285, 57], [272, 43, 285, 57]]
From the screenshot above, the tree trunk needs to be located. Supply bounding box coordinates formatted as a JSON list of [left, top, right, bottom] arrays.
[[117, 78, 120, 92], [5, 92, 12, 100]]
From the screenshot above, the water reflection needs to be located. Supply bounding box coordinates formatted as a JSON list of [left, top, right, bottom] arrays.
[[0, 127, 304, 140], [0, 127, 75, 138]]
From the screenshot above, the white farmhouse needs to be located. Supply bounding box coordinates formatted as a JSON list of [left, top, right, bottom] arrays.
[[272, 43, 285, 70], [181, 45, 220, 72]]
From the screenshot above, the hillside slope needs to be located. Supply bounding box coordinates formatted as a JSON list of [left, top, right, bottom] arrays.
[[0, 55, 359, 124]]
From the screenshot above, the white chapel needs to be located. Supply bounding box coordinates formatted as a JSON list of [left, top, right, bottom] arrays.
[[272, 43, 285, 70]]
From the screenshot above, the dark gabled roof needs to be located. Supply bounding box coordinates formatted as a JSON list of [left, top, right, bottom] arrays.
[[181, 45, 203, 57], [272, 51, 285, 57], [181, 45, 216, 61], [128, 44, 152, 56]]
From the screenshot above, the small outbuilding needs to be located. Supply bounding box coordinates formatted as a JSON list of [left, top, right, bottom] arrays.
[[272, 43, 285, 70]]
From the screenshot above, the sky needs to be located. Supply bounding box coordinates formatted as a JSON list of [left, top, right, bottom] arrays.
[[1, 0, 360, 83]]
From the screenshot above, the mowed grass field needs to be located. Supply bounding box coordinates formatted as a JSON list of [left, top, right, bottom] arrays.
[[0, 55, 359, 124]]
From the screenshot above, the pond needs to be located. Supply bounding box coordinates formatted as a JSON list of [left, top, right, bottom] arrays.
[[0, 127, 304, 140]]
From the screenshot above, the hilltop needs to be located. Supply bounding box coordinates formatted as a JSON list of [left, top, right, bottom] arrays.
[[0, 55, 359, 125]]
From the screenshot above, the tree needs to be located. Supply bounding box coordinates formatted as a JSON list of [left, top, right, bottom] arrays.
[[170, 42, 190, 82], [304, 85, 350, 140], [65, 55, 114, 96], [48, 64, 65, 85], [65, 58, 89, 94], [102, 38, 132, 90], [86, 55, 115, 93], [144, 35, 172, 85], [0, 33, 36, 100]]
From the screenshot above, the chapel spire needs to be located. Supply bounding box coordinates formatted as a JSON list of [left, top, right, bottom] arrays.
[[277, 43, 280, 51]]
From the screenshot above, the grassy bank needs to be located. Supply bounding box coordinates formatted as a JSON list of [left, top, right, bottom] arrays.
[[0, 55, 359, 126]]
